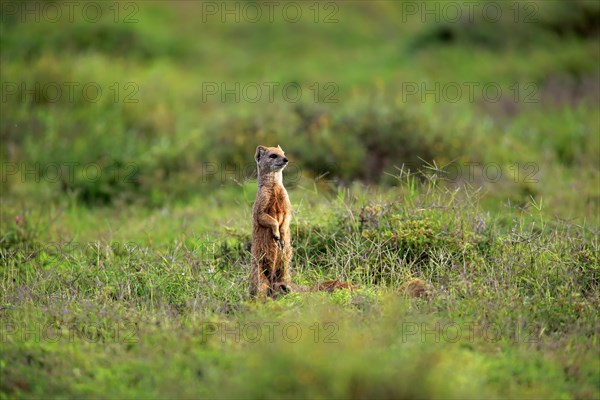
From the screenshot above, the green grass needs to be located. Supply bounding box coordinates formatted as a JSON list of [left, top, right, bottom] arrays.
[[2, 179, 598, 398], [1, 1, 599, 398]]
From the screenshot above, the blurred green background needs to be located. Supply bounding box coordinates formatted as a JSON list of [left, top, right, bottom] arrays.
[[1, 0, 598, 216], [1, 1, 599, 398]]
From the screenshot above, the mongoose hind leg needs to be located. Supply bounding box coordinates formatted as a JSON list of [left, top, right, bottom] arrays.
[[270, 247, 291, 296], [249, 263, 271, 299]]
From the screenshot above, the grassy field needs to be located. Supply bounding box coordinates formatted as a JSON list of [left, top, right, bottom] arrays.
[[1, 1, 599, 398]]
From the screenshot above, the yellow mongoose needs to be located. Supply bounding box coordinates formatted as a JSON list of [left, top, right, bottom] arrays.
[[248, 145, 430, 300], [250, 145, 292, 299]]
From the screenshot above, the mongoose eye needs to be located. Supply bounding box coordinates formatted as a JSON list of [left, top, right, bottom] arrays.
[[269, 154, 278, 159]]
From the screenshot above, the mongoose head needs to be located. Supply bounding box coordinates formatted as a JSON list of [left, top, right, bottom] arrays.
[[255, 145, 289, 172]]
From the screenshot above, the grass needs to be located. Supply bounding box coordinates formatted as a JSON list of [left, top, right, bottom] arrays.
[[1, 1, 599, 398], [2, 178, 598, 398]]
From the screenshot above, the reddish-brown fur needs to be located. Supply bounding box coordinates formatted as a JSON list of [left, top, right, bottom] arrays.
[[250, 145, 292, 299], [249, 145, 426, 299]]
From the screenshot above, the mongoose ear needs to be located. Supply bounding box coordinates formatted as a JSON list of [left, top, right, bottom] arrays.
[[255, 145, 267, 162], [277, 144, 282, 151]]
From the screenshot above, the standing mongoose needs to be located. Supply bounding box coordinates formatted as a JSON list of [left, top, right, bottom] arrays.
[[248, 145, 427, 299], [250, 145, 292, 299]]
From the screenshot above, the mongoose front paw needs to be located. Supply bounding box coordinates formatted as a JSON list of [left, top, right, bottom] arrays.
[[273, 235, 284, 249]]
